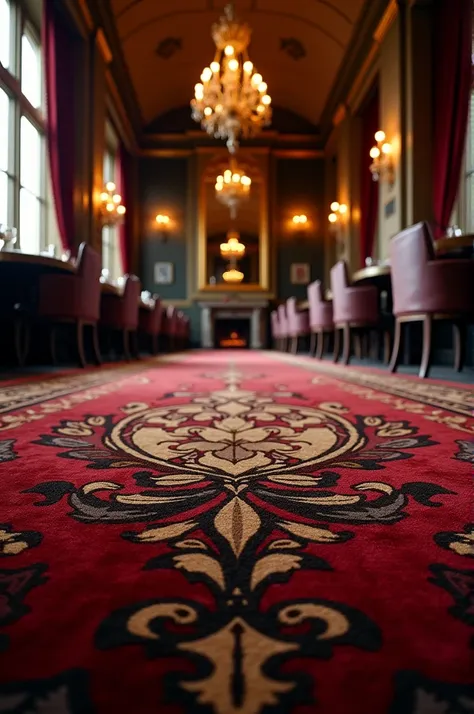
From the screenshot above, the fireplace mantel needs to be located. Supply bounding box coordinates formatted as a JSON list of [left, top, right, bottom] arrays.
[[198, 300, 268, 349]]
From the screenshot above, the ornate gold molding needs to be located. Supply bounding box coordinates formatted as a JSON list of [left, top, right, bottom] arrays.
[[95, 28, 113, 65], [75, 0, 94, 32], [197, 149, 270, 294], [346, 43, 380, 113], [373, 0, 398, 44], [105, 72, 139, 154], [332, 104, 347, 127], [138, 148, 194, 158], [272, 149, 324, 159]]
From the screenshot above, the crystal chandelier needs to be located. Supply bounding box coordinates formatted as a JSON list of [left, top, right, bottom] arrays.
[[215, 160, 251, 218], [223, 265, 244, 283], [99, 182, 126, 227], [220, 230, 245, 258], [191, 3, 272, 153]]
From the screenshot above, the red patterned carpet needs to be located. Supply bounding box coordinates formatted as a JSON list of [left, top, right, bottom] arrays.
[[0, 350, 473, 714]]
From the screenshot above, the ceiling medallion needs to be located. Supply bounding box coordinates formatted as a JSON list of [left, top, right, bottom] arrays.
[[215, 159, 251, 218], [155, 37, 182, 59], [191, 3, 272, 153]]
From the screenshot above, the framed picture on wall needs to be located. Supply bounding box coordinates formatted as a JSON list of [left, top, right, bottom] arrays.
[[290, 263, 310, 285], [154, 262, 174, 285]]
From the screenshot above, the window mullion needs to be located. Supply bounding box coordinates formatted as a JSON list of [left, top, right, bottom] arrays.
[[12, 94, 20, 237]]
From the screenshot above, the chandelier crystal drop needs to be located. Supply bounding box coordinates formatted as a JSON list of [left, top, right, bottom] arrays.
[[215, 159, 251, 218], [220, 230, 246, 259], [191, 3, 272, 153]]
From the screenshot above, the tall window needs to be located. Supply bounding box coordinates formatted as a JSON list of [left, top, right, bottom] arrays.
[[102, 121, 123, 281], [461, 91, 474, 233], [0, 0, 59, 253]]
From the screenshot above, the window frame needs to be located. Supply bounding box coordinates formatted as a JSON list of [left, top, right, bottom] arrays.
[[102, 120, 123, 282], [458, 88, 474, 234], [0, 0, 54, 254]]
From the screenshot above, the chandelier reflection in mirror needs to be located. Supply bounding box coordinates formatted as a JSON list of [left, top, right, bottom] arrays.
[[99, 182, 126, 227], [220, 230, 245, 258], [191, 3, 272, 154], [215, 161, 251, 218], [223, 264, 244, 283]]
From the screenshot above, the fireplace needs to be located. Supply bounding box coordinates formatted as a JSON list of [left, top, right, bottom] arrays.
[[198, 301, 268, 349], [215, 318, 250, 348]]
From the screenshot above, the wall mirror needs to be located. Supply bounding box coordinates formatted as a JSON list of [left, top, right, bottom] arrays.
[[198, 150, 269, 292]]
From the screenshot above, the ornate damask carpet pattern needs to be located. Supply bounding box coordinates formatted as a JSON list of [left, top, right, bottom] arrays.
[[0, 351, 472, 714]]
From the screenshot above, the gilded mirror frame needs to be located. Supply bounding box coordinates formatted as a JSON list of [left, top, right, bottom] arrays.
[[197, 149, 269, 292]]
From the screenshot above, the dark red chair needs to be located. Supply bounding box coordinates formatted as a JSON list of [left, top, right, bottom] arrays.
[[389, 221, 474, 378], [38, 242, 102, 367], [307, 280, 334, 359], [270, 310, 281, 349], [175, 311, 190, 350], [100, 275, 141, 360], [139, 295, 163, 355], [277, 304, 289, 352], [286, 297, 309, 354], [163, 306, 178, 351], [179, 314, 190, 349], [330, 261, 379, 364]]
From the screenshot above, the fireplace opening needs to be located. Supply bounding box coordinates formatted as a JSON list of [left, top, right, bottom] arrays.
[[215, 318, 250, 348]]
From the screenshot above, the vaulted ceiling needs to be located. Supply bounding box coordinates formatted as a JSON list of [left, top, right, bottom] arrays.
[[108, 0, 369, 129]]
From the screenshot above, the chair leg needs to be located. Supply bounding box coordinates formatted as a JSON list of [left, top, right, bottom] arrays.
[[453, 321, 466, 372], [131, 330, 140, 359], [419, 314, 432, 379], [333, 328, 341, 362], [152, 333, 159, 355], [354, 332, 362, 360], [309, 331, 317, 357], [91, 324, 102, 366], [290, 336, 298, 355], [389, 319, 402, 373], [122, 329, 131, 360], [76, 320, 87, 368], [341, 323, 351, 365], [383, 330, 391, 364], [49, 326, 57, 365], [361, 332, 369, 358], [315, 330, 324, 360], [13, 318, 29, 367]]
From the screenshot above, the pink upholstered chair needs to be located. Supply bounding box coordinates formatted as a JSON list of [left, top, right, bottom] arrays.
[[139, 296, 163, 355], [100, 274, 141, 360], [330, 261, 379, 364], [277, 304, 289, 352], [389, 221, 474, 378], [307, 280, 334, 359], [286, 297, 310, 354], [38, 242, 102, 367], [270, 310, 281, 349]]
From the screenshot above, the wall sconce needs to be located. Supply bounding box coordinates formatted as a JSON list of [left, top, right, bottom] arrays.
[[292, 214, 308, 226], [328, 201, 348, 227], [99, 182, 126, 226], [369, 130, 395, 186], [155, 214, 171, 242]]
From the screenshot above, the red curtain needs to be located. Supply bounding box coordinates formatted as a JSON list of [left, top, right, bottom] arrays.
[[432, 0, 472, 237], [116, 145, 133, 275], [359, 87, 380, 266], [42, 0, 76, 252]]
